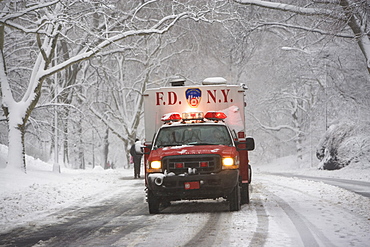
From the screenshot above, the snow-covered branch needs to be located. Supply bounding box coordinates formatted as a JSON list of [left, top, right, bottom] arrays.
[[0, 0, 60, 33], [233, 0, 341, 18], [1, 0, 203, 171], [233, 0, 370, 73], [40, 12, 194, 80], [131, 0, 158, 22], [0, 1, 59, 22], [257, 21, 354, 39], [250, 111, 300, 134], [89, 106, 127, 142], [0, 49, 13, 114], [339, 0, 370, 72]]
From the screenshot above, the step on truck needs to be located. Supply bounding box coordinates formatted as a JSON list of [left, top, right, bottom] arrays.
[[143, 77, 255, 214]]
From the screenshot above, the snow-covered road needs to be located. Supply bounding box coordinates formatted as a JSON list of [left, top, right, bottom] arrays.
[[253, 174, 370, 246], [270, 173, 370, 198], [1, 169, 369, 247]]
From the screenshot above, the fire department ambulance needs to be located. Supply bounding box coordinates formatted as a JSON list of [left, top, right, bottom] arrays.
[[143, 77, 255, 214]]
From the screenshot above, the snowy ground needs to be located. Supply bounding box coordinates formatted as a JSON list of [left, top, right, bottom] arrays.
[[1, 145, 370, 246], [255, 154, 370, 181]]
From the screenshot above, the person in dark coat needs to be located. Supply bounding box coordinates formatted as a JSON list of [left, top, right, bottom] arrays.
[[130, 139, 143, 178]]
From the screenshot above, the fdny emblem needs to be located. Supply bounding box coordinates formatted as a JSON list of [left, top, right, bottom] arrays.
[[185, 88, 201, 108]]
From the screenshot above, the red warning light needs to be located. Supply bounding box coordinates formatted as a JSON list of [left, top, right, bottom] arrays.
[[204, 111, 227, 121], [161, 113, 182, 122]]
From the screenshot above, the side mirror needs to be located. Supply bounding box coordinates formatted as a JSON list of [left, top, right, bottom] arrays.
[[245, 137, 255, 150], [236, 137, 255, 151]]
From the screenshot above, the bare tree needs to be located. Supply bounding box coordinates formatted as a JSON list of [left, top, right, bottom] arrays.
[[0, 0, 200, 172], [233, 0, 370, 73]]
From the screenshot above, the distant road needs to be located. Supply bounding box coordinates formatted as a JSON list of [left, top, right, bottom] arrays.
[[269, 173, 370, 198]]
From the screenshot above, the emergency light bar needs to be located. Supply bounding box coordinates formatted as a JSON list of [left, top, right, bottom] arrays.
[[161, 111, 227, 123]]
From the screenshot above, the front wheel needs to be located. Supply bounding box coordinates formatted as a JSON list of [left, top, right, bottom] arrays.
[[229, 184, 241, 211], [147, 190, 160, 214]]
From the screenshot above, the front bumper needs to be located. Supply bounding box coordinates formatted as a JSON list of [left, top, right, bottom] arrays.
[[146, 170, 239, 201]]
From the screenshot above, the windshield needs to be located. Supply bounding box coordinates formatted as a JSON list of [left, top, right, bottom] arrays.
[[154, 125, 233, 148]]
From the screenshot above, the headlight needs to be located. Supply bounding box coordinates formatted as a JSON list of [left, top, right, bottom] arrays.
[[222, 157, 234, 166], [150, 161, 162, 169]]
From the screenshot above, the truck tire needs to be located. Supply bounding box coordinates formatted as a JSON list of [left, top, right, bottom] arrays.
[[229, 184, 241, 211], [148, 190, 160, 214], [240, 183, 250, 204]]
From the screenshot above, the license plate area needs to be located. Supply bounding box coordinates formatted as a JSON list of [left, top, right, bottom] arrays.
[[184, 181, 200, 190]]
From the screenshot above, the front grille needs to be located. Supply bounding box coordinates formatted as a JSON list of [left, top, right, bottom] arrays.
[[163, 154, 221, 175]]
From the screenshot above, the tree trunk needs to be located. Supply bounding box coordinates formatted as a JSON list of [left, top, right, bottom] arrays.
[[63, 109, 69, 165], [103, 127, 109, 169], [77, 101, 85, 169], [78, 127, 85, 169], [339, 0, 370, 73], [124, 140, 130, 168], [7, 120, 26, 173]]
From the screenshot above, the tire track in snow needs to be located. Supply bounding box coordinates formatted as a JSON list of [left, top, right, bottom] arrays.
[[0, 179, 147, 247], [248, 187, 269, 247], [184, 212, 222, 247], [160, 200, 230, 246], [268, 193, 327, 247], [258, 178, 337, 247], [0, 196, 146, 247]]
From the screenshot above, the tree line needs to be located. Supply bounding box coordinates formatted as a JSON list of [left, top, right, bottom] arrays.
[[1, 0, 369, 172]]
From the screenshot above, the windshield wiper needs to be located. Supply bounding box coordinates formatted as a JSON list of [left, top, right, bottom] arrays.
[[155, 144, 181, 149], [187, 142, 215, 145]]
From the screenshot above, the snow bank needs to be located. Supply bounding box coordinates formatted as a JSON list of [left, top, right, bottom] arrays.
[[316, 121, 370, 170], [257, 154, 370, 181], [0, 144, 131, 232]]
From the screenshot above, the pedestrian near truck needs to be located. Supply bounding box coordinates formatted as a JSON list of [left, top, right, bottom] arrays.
[[130, 139, 143, 179]]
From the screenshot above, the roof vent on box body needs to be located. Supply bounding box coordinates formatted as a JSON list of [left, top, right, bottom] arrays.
[[202, 77, 227, 85], [169, 76, 186, 87]]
